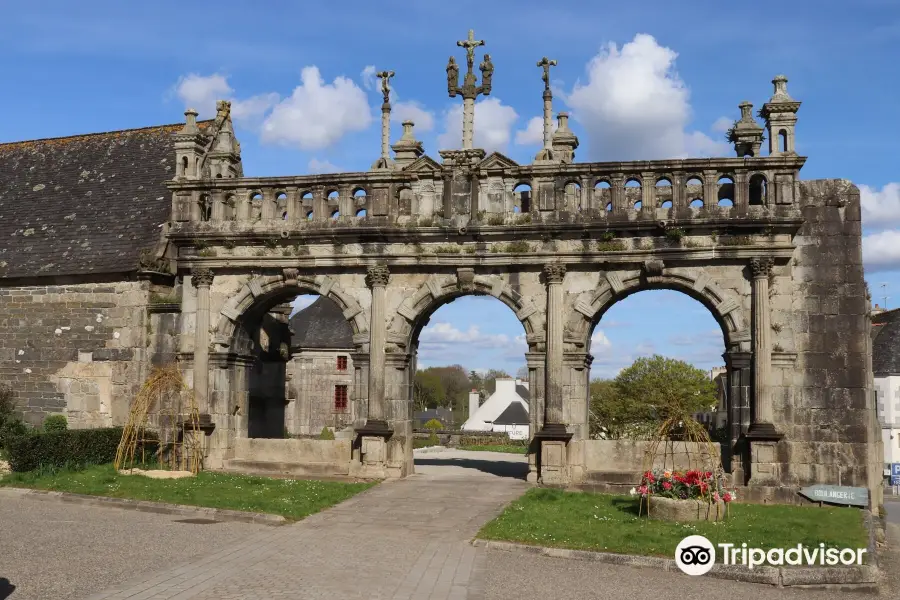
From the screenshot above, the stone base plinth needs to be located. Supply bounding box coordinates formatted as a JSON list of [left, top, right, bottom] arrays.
[[641, 496, 727, 521]]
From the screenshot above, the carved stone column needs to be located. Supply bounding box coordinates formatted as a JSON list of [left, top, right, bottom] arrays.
[[192, 268, 214, 413], [536, 263, 572, 486], [543, 263, 566, 427], [747, 257, 780, 439], [360, 264, 391, 434]]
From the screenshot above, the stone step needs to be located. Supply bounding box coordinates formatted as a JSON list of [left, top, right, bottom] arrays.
[[222, 458, 350, 478]]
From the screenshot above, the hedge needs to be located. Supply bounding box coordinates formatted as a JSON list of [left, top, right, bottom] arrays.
[[6, 427, 158, 473]]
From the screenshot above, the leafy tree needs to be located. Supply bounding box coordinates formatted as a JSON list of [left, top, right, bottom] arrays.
[[615, 355, 717, 421], [515, 365, 529, 380], [413, 370, 445, 411], [589, 355, 717, 439]]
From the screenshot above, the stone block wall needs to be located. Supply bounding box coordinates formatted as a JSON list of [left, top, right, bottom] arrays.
[[0, 280, 153, 427], [285, 349, 355, 435]]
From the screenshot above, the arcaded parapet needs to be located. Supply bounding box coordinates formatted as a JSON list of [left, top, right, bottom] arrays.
[[0, 281, 154, 427]]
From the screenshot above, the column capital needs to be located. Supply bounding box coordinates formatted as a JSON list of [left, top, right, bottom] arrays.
[[191, 268, 215, 287], [543, 263, 566, 285], [366, 264, 390, 288], [749, 257, 774, 279]]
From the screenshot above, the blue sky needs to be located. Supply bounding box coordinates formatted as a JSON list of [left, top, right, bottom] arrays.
[[3, 1, 898, 378]]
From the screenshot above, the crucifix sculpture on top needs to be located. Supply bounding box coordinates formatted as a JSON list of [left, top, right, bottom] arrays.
[[446, 29, 493, 150], [371, 70, 396, 170]]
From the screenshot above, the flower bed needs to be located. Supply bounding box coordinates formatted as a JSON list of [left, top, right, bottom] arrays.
[[633, 469, 736, 521]]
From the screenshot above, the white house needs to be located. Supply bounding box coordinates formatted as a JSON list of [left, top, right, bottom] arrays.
[[462, 378, 530, 440], [873, 308, 900, 473]]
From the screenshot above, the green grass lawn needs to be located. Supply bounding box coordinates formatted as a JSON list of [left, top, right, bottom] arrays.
[[478, 488, 868, 559], [457, 445, 527, 454], [1, 464, 374, 521]]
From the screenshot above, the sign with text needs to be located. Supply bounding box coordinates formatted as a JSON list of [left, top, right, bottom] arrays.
[[891, 463, 900, 486], [798, 484, 868, 507]]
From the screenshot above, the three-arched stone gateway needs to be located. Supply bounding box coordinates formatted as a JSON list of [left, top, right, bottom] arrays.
[[163, 77, 879, 505]]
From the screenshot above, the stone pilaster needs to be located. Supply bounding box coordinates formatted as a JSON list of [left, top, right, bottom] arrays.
[[192, 268, 214, 414], [536, 263, 571, 486], [363, 264, 390, 429], [747, 258, 779, 438], [462, 97, 475, 149]]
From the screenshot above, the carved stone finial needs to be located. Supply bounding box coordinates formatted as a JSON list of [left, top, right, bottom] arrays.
[[770, 74, 793, 102], [366, 264, 390, 288], [181, 108, 200, 135], [750, 258, 774, 279], [543, 263, 566, 285], [192, 268, 215, 287]]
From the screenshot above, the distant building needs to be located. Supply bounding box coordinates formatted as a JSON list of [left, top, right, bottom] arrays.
[[285, 297, 356, 434], [413, 407, 456, 429], [462, 378, 530, 439], [694, 366, 728, 431], [873, 307, 900, 471]]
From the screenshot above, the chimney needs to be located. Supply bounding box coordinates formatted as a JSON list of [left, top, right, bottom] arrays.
[[469, 389, 480, 417]]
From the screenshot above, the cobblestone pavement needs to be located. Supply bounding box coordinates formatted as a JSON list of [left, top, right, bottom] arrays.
[[0, 490, 269, 600], [85, 449, 531, 599]]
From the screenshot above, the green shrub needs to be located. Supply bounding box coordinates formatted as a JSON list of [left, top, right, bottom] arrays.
[[319, 427, 335, 440], [7, 427, 158, 473], [43, 414, 68, 433], [0, 384, 29, 451], [424, 419, 443, 431]]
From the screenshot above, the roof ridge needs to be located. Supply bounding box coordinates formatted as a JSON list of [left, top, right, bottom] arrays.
[[0, 120, 215, 147]]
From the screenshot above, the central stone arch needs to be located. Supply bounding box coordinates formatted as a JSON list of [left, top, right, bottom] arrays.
[[567, 265, 750, 352], [386, 271, 544, 351]]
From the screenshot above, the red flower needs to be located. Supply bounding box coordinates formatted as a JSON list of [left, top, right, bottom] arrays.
[[638, 485, 648, 495], [700, 482, 708, 494], [723, 492, 732, 503], [662, 481, 672, 490]]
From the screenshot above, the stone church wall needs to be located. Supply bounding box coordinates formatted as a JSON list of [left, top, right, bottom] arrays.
[[285, 349, 356, 435], [0, 279, 154, 428]]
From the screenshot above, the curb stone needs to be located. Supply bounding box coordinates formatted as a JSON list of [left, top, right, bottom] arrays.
[[0, 486, 287, 525], [471, 539, 879, 591]]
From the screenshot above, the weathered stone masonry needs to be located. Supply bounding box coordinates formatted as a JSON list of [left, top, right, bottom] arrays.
[[0, 32, 881, 506]]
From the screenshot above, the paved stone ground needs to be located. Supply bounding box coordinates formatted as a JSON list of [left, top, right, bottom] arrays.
[[0, 491, 269, 600], [4, 452, 895, 599]]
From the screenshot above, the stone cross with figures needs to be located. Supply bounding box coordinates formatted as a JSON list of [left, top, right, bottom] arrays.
[[372, 70, 396, 169], [537, 56, 557, 92], [446, 29, 493, 149], [535, 57, 558, 161]]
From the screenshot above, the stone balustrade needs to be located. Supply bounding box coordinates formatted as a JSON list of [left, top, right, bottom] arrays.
[[167, 155, 806, 228]]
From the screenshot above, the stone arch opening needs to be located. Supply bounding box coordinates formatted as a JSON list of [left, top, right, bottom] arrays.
[[717, 176, 735, 207], [749, 174, 768, 206], [513, 183, 532, 213], [585, 288, 728, 443], [686, 176, 704, 207], [211, 274, 367, 441]]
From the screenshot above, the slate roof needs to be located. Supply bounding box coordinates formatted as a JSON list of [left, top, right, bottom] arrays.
[[515, 384, 530, 402], [0, 122, 209, 279], [873, 308, 900, 376], [492, 402, 529, 426], [289, 297, 354, 349]]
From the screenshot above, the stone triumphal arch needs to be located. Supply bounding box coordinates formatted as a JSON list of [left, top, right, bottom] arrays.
[[156, 32, 877, 502]]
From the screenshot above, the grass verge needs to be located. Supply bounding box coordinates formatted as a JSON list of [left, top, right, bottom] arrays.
[[458, 445, 527, 454], [1, 463, 374, 521], [478, 488, 868, 560]]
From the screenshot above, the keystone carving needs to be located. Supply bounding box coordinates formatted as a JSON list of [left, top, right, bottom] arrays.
[[456, 268, 476, 291], [642, 260, 665, 276]]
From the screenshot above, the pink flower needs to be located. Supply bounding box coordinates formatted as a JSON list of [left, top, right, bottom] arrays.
[[713, 492, 721, 502], [662, 481, 672, 490], [638, 485, 648, 495], [723, 492, 732, 503]]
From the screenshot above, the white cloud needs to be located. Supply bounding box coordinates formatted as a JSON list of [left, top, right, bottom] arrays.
[[684, 131, 731, 157], [360, 65, 377, 90], [863, 230, 900, 272], [437, 97, 519, 152], [860, 183, 900, 229], [566, 33, 729, 161], [231, 93, 280, 123], [391, 100, 435, 132], [590, 328, 612, 350], [260, 66, 372, 150], [711, 116, 733, 133], [419, 322, 512, 350], [174, 73, 233, 119], [307, 158, 341, 174], [514, 116, 552, 146]]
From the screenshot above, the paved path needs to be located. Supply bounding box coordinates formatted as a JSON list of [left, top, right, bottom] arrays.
[[0, 490, 268, 600], [85, 449, 530, 600]]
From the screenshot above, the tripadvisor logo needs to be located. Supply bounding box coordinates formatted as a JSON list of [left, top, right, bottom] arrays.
[[674, 535, 867, 575]]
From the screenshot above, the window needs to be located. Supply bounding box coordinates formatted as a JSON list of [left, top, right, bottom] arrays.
[[334, 385, 349, 411], [336, 356, 348, 371]]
